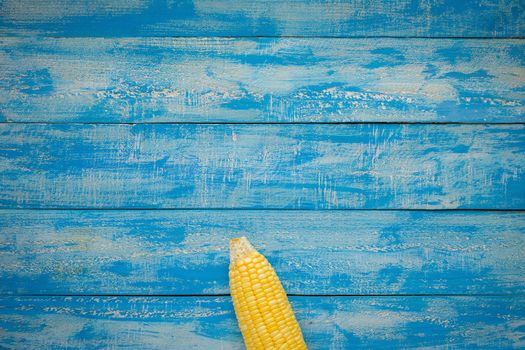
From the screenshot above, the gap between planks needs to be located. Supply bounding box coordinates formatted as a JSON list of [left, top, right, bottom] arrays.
[[2, 122, 525, 125], [11, 35, 525, 39], [2, 208, 525, 212], [5, 293, 525, 298]]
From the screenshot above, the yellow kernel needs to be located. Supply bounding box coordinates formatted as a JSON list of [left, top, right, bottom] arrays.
[[229, 237, 307, 350]]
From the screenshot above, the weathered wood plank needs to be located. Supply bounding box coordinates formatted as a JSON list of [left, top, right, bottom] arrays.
[[0, 0, 524, 37], [1, 38, 524, 123], [1, 210, 524, 295], [0, 296, 523, 349], [0, 124, 524, 209]]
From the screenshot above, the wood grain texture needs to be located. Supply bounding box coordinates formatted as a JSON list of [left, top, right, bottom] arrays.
[[1, 1, 524, 348], [0, 0, 524, 37], [1, 37, 524, 123], [1, 296, 524, 349], [1, 210, 524, 295], [1, 123, 524, 209]]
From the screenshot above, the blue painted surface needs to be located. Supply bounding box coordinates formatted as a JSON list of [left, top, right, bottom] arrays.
[[1, 296, 524, 349], [0, 0, 524, 37], [1, 123, 524, 209], [1, 210, 524, 295], [0, 1, 524, 349], [1, 38, 524, 123]]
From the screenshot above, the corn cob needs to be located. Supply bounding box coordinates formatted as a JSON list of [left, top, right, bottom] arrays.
[[229, 237, 307, 350]]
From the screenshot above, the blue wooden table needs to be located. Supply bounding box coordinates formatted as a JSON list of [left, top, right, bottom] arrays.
[[1, 1, 524, 348]]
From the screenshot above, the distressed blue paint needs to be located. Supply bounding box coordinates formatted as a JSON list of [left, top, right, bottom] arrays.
[[0, 123, 523, 209], [1, 38, 524, 123], [1, 210, 524, 295], [0, 1, 523, 347], [0, 0, 524, 37], [0, 296, 523, 349]]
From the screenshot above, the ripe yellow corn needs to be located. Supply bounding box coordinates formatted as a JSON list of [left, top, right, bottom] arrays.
[[229, 237, 307, 350]]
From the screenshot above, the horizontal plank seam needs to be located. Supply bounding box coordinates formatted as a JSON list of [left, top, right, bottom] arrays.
[[2, 122, 525, 126], [3, 35, 525, 40], [2, 293, 524, 298], [2, 208, 524, 212]]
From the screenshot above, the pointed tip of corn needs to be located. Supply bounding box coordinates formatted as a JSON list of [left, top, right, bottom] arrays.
[[230, 237, 257, 264]]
